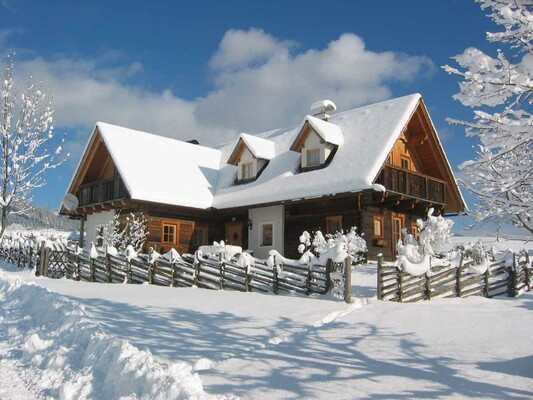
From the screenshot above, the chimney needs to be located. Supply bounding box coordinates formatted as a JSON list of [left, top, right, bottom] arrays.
[[310, 100, 337, 121]]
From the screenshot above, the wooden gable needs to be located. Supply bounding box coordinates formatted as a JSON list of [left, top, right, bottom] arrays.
[[227, 138, 248, 165], [68, 128, 117, 195], [379, 99, 465, 214], [290, 121, 314, 152]]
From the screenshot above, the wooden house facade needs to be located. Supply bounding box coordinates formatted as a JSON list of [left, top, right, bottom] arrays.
[[61, 94, 465, 261]]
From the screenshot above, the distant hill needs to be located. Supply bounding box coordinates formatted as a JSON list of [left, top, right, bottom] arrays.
[[6, 205, 78, 232]]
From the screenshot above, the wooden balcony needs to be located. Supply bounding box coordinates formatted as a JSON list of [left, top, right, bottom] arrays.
[[77, 176, 127, 207], [375, 165, 446, 204]]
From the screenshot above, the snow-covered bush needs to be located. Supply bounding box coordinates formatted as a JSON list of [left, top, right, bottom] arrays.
[[418, 208, 454, 257], [98, 212, 148, 252], [454, 241, 488, 265], [396, 208, 454, 274], [297, 226, 367, 265]]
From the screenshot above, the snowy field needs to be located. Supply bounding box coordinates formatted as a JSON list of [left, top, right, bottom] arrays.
[[0, 238, 532, 399]]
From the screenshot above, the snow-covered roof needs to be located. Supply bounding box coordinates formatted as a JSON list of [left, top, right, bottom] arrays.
[[69, 93, 464, 212], [96, 122, 221, 209], [239, 133, 276, 160], [302, 115, 344, 147], [213, 94, 420, 209]]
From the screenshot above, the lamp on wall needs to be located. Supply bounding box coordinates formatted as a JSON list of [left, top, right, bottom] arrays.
[[247, 219, 253, 230]]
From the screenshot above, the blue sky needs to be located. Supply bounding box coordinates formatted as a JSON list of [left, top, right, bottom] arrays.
[[0, 0, 507, 233]]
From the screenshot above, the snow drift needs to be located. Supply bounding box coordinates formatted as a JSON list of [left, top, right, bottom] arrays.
[[0, 271, 223, 400]]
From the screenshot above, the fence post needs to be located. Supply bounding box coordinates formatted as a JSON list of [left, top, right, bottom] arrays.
[[75, 246, 81, 281], [17, 245, 22, 269], [105, 251, 112, 283], [484, 266, 490, 297], [89, 258, 95, 282], [325, 259, 333, 293], [525, 251, 531, 292], [456, 254, 463, 297], [508, 252, 518, 297], [377, 254, 383, 300], [194, 251, 201, 286], [425, 271, 431, 300], [170, 253, 176, 287], [28, 246, 33, 270], [272, 255, 278, 295], [126, 259, 132, 284], [244, 263, 250, 292], [344, 256, 352, 304], [305, 263, 312, 296], [398, 270, 404, 302], [218, 251, 225, 290]]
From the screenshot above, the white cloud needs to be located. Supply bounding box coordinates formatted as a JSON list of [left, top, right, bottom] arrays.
[[209, 28, 294, 71], [3, 28, 435, 159]]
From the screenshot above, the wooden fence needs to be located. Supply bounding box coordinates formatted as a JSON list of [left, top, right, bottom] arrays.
[[377, 251, 532, 302], [0, 242, 346, 297]]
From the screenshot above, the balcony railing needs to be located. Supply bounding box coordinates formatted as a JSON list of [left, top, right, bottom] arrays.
[[77, 177, 127, 207], [375, 165, 446, 204]]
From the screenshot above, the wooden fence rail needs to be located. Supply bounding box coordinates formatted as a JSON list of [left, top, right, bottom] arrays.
[[0, 242, 343, 298], [377, 251, 532, 302]]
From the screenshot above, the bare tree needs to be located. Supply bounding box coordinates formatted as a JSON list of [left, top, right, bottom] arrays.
[[444, 0, 533, 235], [0, 55, 65, 238]]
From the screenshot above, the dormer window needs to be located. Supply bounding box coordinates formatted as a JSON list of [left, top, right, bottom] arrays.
[[290, 113, 343, 172], [227, 133, 275, 184], [307, 148, 320, 168], [242, 162, 253, 180]]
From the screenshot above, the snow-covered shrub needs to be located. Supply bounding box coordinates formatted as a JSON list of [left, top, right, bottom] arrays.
[[396, 209, 454, 275], [418, 208, 454, 257], [454, 241, 487, 265], [98, 212, 148, 252], [297, 226, 367, 265]]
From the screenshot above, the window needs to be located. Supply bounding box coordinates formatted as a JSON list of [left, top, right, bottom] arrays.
[[162, 223, 176, 244], [307, 148, 320, 168], [372, 216, 384, 238], [192, 225, 207, 247], [326, 215, 342, 235], [261, 223, 273, 246], [242, 162, 253, 180], [401, 156, 410, 170], [411, 222, 419, 241]]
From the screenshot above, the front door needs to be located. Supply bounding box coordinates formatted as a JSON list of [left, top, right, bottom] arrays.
[[391, 213, 405, 258], [225, 221, 244, 247]]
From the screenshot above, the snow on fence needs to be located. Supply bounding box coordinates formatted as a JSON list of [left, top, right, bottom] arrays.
[[0, 239, 356, 299], [377, 251, 532, 302]]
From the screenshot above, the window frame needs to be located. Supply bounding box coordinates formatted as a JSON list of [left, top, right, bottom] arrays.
[[400, 156, 411, 170], [241, 162, 253, 180], [411, 222, 420, 241], [260, 223, 274, 247], [372, 216, 385, 239], [162, 223, 177, 245], [326, 215, 343, 235], [306, 147, 321, 168]]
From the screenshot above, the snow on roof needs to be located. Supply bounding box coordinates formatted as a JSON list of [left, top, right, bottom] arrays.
[[96, 122, 221, 209], [72, 94, 425, 211], [239, 133, 276, 160], [213, 94, 421, 209], [304, 115, 344, 146]]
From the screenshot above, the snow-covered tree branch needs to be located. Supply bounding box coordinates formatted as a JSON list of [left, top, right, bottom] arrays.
[[443, 0, 533, 235], [0, 55, 66, 238]]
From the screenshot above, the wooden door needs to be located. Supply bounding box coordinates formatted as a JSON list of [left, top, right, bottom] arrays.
[[391, 213, 405, 258], [225, 221, 243, 247]]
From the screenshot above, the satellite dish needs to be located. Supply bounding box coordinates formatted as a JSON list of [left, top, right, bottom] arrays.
[[63, 193, 79, 211]]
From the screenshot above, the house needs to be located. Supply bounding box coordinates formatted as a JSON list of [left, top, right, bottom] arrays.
[[61, 93, 466, 261]]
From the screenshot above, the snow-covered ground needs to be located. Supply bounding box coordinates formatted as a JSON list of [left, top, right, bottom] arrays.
[[0, 239, 532, 399]]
